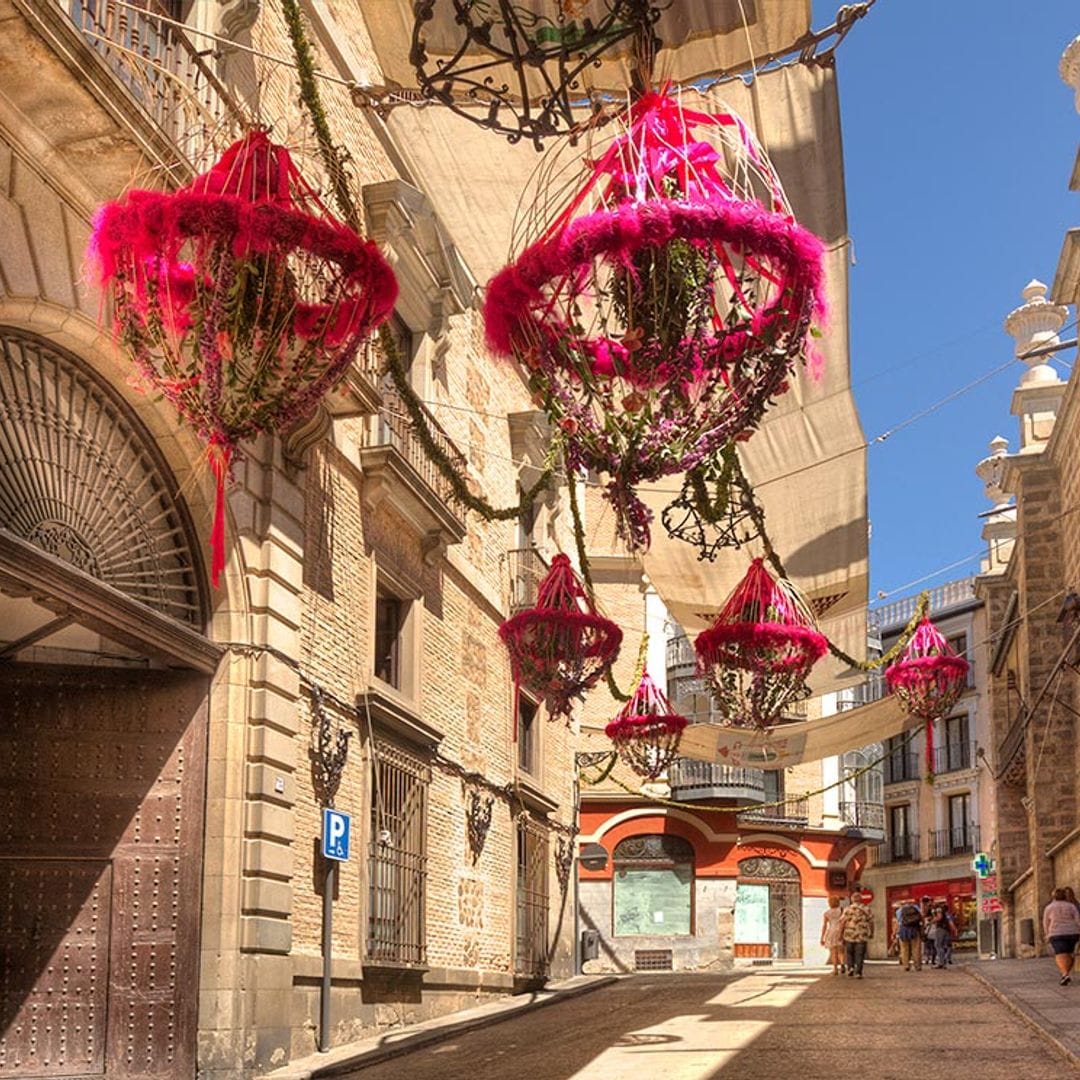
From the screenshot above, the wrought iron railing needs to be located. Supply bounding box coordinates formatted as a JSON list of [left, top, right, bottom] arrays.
[[367, 381, 468, 515], [870, 834, 919, 865], [507, 548, 548, 615], [738, 797, 810, 826], [63, 0, 243, 166], [884, 750, 921, 785], [839, 800, 885, 832], [934, 741, 977, 775], [668, 760, 767, 798], [928, 825, 980, 860]]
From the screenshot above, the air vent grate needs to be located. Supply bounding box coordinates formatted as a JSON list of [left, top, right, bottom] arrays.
[[634, 949, 673, 972]]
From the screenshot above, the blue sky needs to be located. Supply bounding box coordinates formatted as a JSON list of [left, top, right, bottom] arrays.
[[831, 1, 1077, 602]]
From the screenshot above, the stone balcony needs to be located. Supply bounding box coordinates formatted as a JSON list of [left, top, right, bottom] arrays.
[[667, 759, 767, 805]]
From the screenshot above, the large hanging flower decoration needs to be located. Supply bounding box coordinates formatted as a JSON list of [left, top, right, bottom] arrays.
[[499, 553, 622, 720], [484, 90, 826, 549], [88, 131, 397, 584], [694, 557, 827, 729], [605, 672, 688, 780]]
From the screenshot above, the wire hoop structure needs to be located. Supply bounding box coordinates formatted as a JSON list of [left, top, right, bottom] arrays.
[[499, 553, 622, 720], [605, 671, 688, 780], [89, 131, 397, 584], [485, 90, 825, 550], [694, 557, 827, 729], [884, 617, 969, 720]]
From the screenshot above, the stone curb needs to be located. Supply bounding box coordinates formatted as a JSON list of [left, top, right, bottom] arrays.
[[258, 974, 620, 1079], [963, 965, 1080, 1071]]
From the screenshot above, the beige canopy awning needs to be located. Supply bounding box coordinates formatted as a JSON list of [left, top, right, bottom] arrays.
[[381, 62, 867, 695], [362, 0, 811, 102], [676, 696, 909, 771]]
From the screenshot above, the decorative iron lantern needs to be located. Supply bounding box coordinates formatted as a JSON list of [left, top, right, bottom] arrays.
[[884, 617, 969, 720], [499, 553, 622, 720], [694, 557, 827, 729], [605, 672, 688, 780], [89, 130, 398, 584], [485, 90, 825, 549]]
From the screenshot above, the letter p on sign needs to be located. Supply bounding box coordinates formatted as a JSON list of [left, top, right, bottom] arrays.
[[322, 808, 351, 861]]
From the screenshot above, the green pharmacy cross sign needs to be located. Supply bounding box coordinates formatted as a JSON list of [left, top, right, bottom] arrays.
[[972, 852, 993, 878]]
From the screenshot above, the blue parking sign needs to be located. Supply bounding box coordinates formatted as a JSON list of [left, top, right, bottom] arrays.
[[322, 808, 350, 861]]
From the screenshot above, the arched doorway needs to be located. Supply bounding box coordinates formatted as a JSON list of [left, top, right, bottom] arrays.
[[0, 329, 212, 1078], [736, 856, 803, 960]]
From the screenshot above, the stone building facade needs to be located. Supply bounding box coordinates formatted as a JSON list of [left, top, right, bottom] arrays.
[[975, 36, 1080, 960], [0, 3, 581, 1077]]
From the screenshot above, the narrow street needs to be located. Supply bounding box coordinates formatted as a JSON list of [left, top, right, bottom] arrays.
[[337, 965, 1072, 1080]]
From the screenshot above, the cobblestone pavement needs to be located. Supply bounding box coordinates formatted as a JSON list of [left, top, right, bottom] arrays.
[[334, 963, 1076, 1080]]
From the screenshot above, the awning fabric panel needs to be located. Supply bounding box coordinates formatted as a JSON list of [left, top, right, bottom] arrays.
[[677, 696, 909, 771]]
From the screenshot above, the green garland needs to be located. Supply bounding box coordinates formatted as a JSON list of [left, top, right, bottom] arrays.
[[283, 3, 556, 525], [281, 0, 358, 230], [380, 325, 557, 521]]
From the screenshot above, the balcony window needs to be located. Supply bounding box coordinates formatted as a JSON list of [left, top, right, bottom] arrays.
[[514, 817, 550, 978], [613, 835, 694, 937], [948, 793, 972, 850], [937, 715, 972, 773], [517, 692, 539, 776], [367, 744, 430, 966], [884, 736, 919, 783], [888, 804, 915, 860]]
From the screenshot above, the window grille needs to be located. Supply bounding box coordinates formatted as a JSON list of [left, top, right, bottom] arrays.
[[514, 817, 550, 978], [367, 743, 430, 966], [634, 949, 673, 971]]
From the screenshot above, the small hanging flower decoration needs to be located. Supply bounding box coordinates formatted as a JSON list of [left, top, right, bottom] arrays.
[[605, 672, 688, 780], [88, 131, 397, 584], [884, 617, 969, 720], [499, 553, 622, 721], [694, 557, 827, 729], [485, 90, 825, 549]]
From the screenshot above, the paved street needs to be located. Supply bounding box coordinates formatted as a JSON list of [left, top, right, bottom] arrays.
[[334, 965, 1075, 1080]]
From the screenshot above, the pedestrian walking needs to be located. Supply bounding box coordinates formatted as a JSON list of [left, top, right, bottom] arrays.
[[1043, 887, 1080, 985], [840, 886, 874, 978], [928, 905, 955, 968], [821, 895, 845, 975], [1063, 885, 1080, 919], [920, 895, 937, 967], [893, 897, 924, 971]]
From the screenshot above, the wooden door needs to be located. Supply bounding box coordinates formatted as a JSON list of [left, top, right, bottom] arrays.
[[0, 666, 208, 1078]]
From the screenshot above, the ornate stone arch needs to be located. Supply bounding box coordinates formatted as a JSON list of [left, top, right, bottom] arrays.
[[738, 856, 800, 881], [0, 327, 208, 627]]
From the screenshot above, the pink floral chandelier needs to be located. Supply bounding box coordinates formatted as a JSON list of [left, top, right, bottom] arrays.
[[884, 618, 969, 720], [605, 672, 688, 781], [89, 131, 397, 584], [484, 90, 826, 549], [694, 558, 827, 729], [499, 554, 622, 720]]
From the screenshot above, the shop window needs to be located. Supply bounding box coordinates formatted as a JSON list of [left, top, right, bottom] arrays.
[[367, 743, 430, 966], [517, 692, 539, 776], [613, 835, 694, 937]]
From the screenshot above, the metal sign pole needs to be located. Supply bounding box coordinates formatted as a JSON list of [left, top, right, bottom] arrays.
[[319, 858, 335, 1053]]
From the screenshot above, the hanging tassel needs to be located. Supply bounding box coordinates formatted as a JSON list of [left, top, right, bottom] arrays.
[[925, 718, 935, 782], [207, 437, 232, 588]]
